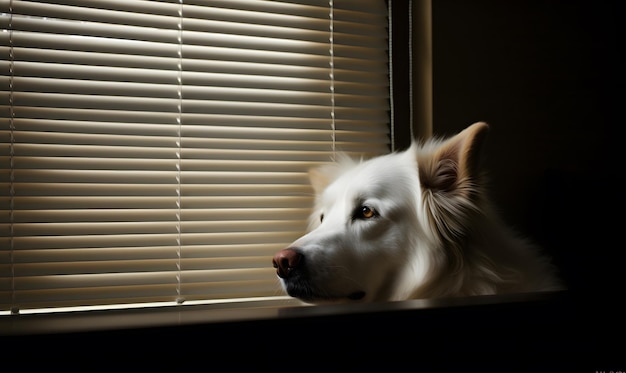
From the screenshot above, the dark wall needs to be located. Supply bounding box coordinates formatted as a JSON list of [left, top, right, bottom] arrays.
[[431, 0, 623, 295]]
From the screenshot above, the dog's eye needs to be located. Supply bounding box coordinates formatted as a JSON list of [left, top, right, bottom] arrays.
[[361, 206, 375, 219], [355, 205, 377, 220], [320, 213, 324, 223]]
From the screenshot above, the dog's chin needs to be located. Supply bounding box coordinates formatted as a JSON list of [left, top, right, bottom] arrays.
[[299, 292, 366, 304], [284, 282, 366, 303]]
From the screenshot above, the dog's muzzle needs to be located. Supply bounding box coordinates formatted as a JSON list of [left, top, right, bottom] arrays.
[[272, 248, 366, 302]]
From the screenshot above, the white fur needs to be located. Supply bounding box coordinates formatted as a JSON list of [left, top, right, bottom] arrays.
[[273, 122, 563, 304]]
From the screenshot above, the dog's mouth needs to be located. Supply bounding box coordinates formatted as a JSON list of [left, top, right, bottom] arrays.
[[284, 281, 366, 303], [300, 291, 366, 303], [347, 291, 366, 300]]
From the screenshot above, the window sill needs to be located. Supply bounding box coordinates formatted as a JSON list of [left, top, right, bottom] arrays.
[[3, 290, 563, 337], [1, 290, 605, 372]]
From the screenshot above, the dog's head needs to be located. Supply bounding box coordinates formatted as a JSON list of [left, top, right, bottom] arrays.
[[272, 122, 489, 304]]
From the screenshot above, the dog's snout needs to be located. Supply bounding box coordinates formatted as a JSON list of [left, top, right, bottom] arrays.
[[272, 248, 303, 279]]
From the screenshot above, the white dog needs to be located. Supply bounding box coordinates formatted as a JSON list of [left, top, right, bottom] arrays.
[[273, 122, 563, 304]]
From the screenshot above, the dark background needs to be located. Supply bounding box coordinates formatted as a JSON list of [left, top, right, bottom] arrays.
[[431, 0, 624, 298]]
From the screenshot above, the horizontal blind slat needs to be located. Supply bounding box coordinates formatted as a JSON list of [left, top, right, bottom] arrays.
[[12, 220, 308, 236], [10, 16, 180, 44], [7, 196, 314, 209], [6, 183, 313, 197], [11, 244, 287, 262], [8, 258, 279, 277], [10, 231, 301, 250], [13, 208, 310, 223], [11, 31, 181, 58]]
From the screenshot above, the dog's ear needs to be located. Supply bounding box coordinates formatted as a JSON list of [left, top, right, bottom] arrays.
[[417, 121, 489, 194], [308, 165, 337, 195], [308, 153, 356, 195], [416, 122, 489, 246]]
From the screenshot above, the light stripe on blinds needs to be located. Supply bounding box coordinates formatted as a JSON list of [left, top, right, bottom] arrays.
[[0, 0, 390, 313]]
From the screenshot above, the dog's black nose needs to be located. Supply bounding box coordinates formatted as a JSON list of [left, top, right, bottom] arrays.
[[272, 248, 303, 278]]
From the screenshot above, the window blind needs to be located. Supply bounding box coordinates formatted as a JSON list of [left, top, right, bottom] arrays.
[[0, 0, 391, 314]]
